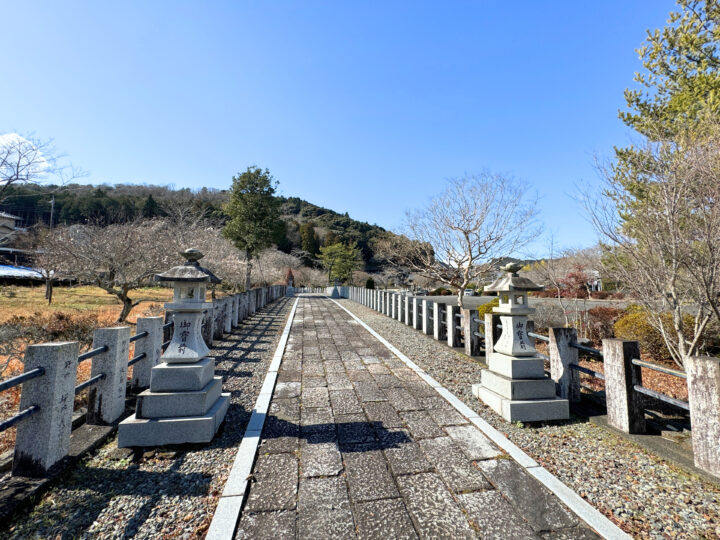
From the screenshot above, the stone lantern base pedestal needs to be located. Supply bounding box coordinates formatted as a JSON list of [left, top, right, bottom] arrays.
[[472, 354, 569, 423], [118, 359, 230, 447]]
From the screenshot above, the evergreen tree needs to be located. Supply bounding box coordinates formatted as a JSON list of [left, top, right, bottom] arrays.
[[299, 222, 320, 255], [318, 242, 362, 284], [141, 194, 162, 218], [223, 167, 280, 290]]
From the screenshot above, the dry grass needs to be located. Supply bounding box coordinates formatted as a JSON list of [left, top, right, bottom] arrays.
[[0, 284, 175, 454], [0, 284, 173, 325]]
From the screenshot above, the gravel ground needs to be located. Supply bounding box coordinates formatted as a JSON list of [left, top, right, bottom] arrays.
[[339, 299, 720, 540], [1, 298, 292, 540]]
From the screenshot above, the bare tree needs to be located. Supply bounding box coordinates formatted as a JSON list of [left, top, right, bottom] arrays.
[[587, 127, 720, 367], [0, 133, 85, 203], [378, 174, 538, 307], [51, 220, 178, 322]]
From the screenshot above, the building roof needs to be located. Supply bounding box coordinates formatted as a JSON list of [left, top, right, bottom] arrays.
[[0, 211, 21, 220], [0, 265, 43, 279]]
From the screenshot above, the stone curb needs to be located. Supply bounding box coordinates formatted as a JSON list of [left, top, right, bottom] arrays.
[[205, 297, 299, 540], [331, 297, 630, 540]]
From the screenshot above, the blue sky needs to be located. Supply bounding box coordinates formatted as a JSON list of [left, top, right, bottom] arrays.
[[2, 1, 676, 255]]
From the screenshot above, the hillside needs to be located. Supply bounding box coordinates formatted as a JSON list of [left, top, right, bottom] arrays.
[[0, 184, 391, 267]]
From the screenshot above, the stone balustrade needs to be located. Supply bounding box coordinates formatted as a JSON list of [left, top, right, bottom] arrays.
[[343, 285, 720, 480], [4, 285, 286, 477]]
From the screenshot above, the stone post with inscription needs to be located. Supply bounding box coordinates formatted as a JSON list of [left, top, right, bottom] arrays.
[[472, 263, 569, 422], [118, 249, 230, 447]]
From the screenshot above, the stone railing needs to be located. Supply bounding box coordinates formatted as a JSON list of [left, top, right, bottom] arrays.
[[0, 285, 286, 478], [344, 286, 719, 480]]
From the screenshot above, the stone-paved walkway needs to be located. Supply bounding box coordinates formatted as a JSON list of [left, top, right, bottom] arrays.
[[234, 296, 600, 539]]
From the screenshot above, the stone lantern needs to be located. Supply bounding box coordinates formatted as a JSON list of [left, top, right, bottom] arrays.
[[472, 263, 569, 422], [118, 249, 230, 447]]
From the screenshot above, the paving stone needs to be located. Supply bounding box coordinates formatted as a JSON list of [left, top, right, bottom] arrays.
[[277, 369, 301, 383], [458, 491, 538, 540], [327, 372, 354, 390], [329, 389, 364, 415], [301, 376, 328, 389], [348, 370, 375, 382], [245, 453, 298, 512], [366, 363, 390, 375], [302, 386, 330, 408], [323, 361, 346, 373], [261, 415, 300, 454], [477, 459, 577, 531], [297, 476, 356, 538], [303, 362, 325, 376], [379, 429, 433, 476], [400, 410, 445, 439], [353, 381, 387, 402], [337, 413, 376, 444], [354, 499, 418, 540], [419, 437, 492, 492], [301, 437, 343, 478], [300, 406, 334, 435], [405, 382, 440, 399], [273, 381, 301, 399], [418, 395, 454, 409], [235, 510, 296, 539], [445, 424, 501, 460], [426, 407, 469, 427], [363, 402, 404, 428], [342, 444, 399, 501], [372, 374, 404, 388], [268, 398, 300, 422], [383, 387, 422, 411], [396, 473, 475, 539]]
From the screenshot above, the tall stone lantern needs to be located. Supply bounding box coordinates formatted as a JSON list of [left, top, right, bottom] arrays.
[[118, 249, 230, 447], [472, 263, 569, 422]]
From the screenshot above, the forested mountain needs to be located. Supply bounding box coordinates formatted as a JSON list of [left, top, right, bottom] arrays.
[[0, 184, 390, 267]]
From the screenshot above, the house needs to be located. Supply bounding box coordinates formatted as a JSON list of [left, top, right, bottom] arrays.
[[0, 211, 22, 245]]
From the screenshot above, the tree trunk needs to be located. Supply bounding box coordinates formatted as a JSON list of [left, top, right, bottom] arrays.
[[457, 288, 465, 309], [117, 294, 134, 323], [45, 278, 54, 305]]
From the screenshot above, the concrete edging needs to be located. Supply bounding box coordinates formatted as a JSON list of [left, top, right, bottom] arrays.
[[206, 297, 300, 540], [331, 297, 630, 540]]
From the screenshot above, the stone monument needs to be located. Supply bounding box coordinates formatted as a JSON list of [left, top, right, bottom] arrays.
[[285, 268, 295, 297], [472, 263, 569, 422], [118, 249, 231, 447]]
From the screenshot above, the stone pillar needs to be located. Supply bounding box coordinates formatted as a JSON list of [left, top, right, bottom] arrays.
[[411, 297, 421, 330], [13, 342, 79, 477], [447, 305, 462, 348], [202, 307, 214, 347], [383, 292, 389, 316], [389, 293, 396, 318], [239, 293, 248, 321], [231, 294, 240, 327], [223, 298, 232, 334], [433, 302, 446, 341], [462, 308, 482, 356], [87, 326, 131, 425], [484, 313, 500, 355], [685, 356, 720, 478], [213, 300, 224, 340], [549, 327, 580, 402], [131, 316, 163, 390], [397, 295, 404, 322], [404, 296, 411, 325], [422, 300, 432, 335], [603, 339, 645, 434]]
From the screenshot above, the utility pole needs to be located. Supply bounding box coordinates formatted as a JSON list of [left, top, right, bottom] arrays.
[[49, 195, 55, 228]]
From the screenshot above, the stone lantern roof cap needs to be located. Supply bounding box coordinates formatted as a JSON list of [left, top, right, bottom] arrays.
[[483, 262, 542, 294], [154, 249, 221, 284]]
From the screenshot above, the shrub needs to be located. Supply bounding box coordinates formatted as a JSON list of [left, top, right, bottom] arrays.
[[365, 277, 375, 290], [476, 298, 500, 319], [431, 287, 452, 296], [587, 306, 623, 341], [590, 291, 610, 300]]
